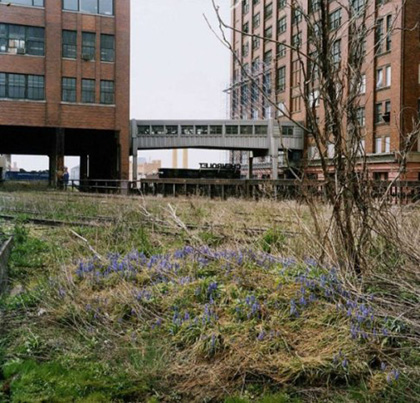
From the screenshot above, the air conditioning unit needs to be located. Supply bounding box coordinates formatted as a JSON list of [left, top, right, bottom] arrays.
[[82, 53, 93, 61], [382, 112, 391, 123], [16, 47, 25, 55]]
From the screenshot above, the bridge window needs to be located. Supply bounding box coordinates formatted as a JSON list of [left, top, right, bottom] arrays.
[[282, 126, 294, 136], [151, 125, 164, 135], [255, 126, 268, 134], [196, 125, 209, 135], [226, 125, 239, 135], [138, 126, 150, 135], [166, 126, 178, 135], [240, 125, 253, 135], [210, 125, 222, 135], [182, 126, 194, 135]]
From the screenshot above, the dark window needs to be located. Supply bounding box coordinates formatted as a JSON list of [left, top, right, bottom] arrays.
[[278, 16, 287, 34], [0, 25, 6, 53], [196, 125, 208, 135], [0, 73, 6, 98], [210, 126, 223, 135], [63, 0, 113, 15], [8, 74, 25, 99], [264, 3, 273, 19], [282, 126, 294, 136], [255, 126, 268, 134], [62, 30, 77, 59], [329, 9, 342, 30], [375, 103, 383, 123], [62, 77, 76, 102], [100, 80, 114, 104], [27, 75, 44, 100], [82, 32, 95, 60], [82, 79, 95, 103], [277, 42, 286, 58], [226, 125, 238, 135], [100, 34, 115, 62], [278, 0, 286, 9], [277, 66, 286, 92], [26, 26, 44, 55]]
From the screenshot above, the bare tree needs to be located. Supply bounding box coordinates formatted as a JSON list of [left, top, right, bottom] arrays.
[[208, 0, 420, 276]]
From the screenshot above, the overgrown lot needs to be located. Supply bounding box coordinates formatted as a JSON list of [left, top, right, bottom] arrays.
[[0, 192, 419, 402]]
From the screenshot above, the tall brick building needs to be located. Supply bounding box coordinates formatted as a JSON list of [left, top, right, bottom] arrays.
[[0, 0, 130, 183], [229, 0, 420, 180]]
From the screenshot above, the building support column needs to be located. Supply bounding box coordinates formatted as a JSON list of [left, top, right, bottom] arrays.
[[247, 151, 254, 179], [49, 128, 65, 188], [268, 119, 279, 180]]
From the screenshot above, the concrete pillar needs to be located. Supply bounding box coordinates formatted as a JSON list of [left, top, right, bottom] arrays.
[[49, 128, 65, 188], [271, 153, 279, 180], [172, 149, 178, 168], [247, 151, 254, 179]]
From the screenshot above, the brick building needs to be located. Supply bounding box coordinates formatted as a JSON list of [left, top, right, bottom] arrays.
[[229, 0, 420, 180], [0, 0, 130, 183]]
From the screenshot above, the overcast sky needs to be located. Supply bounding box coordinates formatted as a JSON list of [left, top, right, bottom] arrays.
[[13, 0, 231, 171]]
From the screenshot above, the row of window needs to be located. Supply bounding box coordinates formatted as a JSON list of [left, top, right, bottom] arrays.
[[62, 78, 114, 104], [138, 124, 269, 136], [0, 0, 114, 15], [0, 72, 114, 104], [63, 30, 115, 61], [0, 23, 115, 61]]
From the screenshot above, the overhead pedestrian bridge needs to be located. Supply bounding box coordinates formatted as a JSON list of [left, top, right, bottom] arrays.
[[130, 119, 304, 179]]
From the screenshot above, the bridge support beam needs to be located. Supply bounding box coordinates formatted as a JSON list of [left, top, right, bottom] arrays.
[[49, 128, 65, 188], [247, 151, 253, 179]]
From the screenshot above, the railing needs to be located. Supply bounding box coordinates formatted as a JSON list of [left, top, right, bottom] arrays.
[[67, 179, 420, 203]]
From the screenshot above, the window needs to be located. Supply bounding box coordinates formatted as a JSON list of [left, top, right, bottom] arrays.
[[0, 72, 44, 100], [243, 22, 249, 34], [329, 9, 342, 30], [62, 77, 76, 102], [62, 30, 77, 59], [264, 26, 272, 40], [253, 13, 260, 28], [255, 125, 268, 134], [82, 32, 95, 60], [375, 137, 382, 153], [375, 18, 383, 54], [252, 36, 260, 50], [309, 90, 320, 107], [0, 24, 45, 56], [309, 0, 321, 13], [63, 0, 114, 16], [385, 136, 390, 153], [292, 7, 302, 24], [278, 17, 287, 34], [100, 34, 114, 62], [8, 74, 25, 99], [242, 41, 249, 57], [359, 74, 366, 94], [264, 50, 272, 66], [352, 0, 366, 14], [0, 73, 5, 98], [278, 0, 286, 9], [226, 125, 238, 134], [386, 15, 392, 51], [356, 107, 366, 126], [100, 80, 114, 104], [242, 0, 249, 14], [210, 126, 223, 135], [27, 75, 44, 100], [196, 125, 209, 135], [332, 40, 341, 65], [292, 32, 302, 49], [277, 42, 286, 58], [277, 66, 286, 92], [376, 66, 391, 88], [375, 103, 383, 123], [277, 101, 286, 117], [282, 126, 294, 136], [82, 79, 95, 103], [264, 3, 273, 20], [0, 0, 44, 6], [263, 72, 271, 95], [383, 100, 391, 122]]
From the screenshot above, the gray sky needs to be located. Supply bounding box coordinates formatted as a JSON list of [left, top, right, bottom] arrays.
[[12, 0, 231, 171]]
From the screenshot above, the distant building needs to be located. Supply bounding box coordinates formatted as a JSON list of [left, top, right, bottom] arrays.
[[129, 158, 162, 180]]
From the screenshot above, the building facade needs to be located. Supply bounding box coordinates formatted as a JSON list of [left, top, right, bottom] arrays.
[[229, 0, 420, 180], [0, 0, 130, 183]]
